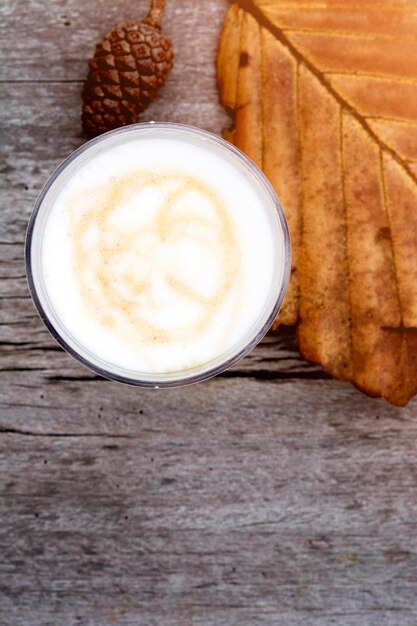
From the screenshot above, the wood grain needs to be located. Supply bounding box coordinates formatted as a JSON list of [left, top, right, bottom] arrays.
[[1, 0, 417, 624]]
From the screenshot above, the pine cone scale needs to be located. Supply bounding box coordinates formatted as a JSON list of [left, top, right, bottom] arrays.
[[115, 55, 137, 71]]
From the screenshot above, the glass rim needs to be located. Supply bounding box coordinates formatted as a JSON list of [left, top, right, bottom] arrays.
[[25, 122, 291, 388]]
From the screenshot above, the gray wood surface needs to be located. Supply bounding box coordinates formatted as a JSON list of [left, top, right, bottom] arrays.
[[1, 1, 417, 624]]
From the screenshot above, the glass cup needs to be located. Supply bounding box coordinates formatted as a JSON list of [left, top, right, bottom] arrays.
[[26, 123, 291, 387]]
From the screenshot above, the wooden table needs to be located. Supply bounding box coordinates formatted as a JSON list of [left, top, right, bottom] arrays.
[[1, 1, 417, 624]]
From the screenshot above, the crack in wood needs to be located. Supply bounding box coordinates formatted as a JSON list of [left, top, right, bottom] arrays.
[[0, 79, 84, 84], [0, 426, 136, 439], [1, 367, 51, 372], [0, 341, 62, 351], [47, 374, 103, 382], [220, 368, 330, 380]]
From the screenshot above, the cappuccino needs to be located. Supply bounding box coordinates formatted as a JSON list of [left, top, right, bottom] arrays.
[[27, 124, 290, 384]]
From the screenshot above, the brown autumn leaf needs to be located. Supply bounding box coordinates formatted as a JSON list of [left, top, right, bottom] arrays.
[[217, 0, 417, 406]]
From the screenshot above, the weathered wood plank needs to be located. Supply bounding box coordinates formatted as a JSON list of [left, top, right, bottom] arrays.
[[0, 328, 333, 428], [1, 394, 417, 625]]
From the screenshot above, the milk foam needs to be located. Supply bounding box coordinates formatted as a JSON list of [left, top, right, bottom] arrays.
[[40, 129, 282, 375]]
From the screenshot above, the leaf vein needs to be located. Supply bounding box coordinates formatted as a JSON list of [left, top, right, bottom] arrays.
[[379, 150, 409, 390], [339, 111, 354, 378], [325, 71, 417, 85], [260, 2, 417, 11], [282, 28, 417, 42], [366, 115, 417, 125], [294, 60, 303, 320]]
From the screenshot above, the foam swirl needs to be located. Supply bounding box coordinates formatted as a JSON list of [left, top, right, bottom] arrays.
[[67, 169, 243, 367]]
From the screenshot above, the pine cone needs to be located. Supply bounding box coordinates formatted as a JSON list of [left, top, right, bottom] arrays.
[[82, 2, 173, 137]]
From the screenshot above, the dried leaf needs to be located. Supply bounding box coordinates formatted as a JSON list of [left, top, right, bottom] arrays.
[[217, 0, 417, 405]]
